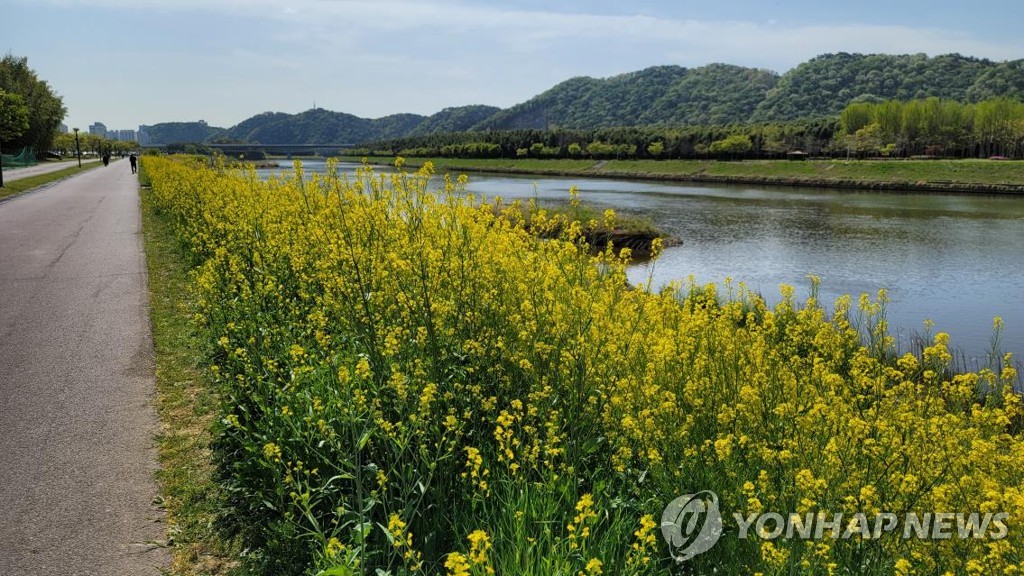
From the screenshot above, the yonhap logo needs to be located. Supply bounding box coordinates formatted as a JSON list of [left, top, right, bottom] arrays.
[[660, 488, 1009, 563], [661, 490, 723, 562]]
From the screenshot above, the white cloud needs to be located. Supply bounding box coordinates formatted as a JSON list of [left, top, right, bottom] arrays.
[[27, 0, 1024, 70], [21, 0, 1024, 129]]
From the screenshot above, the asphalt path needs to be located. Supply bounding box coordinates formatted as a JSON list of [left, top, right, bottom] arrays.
[[2, 158, 103, 183], [0, 159, 170, 575]]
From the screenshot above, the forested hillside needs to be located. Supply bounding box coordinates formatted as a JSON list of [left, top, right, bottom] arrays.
[[637, 64, 779, 126], [216, 108, 423, 144], [407, 105, 502, 135], [751, 53, 1001, 121], [473, 66, 694, 130], [964, 60, 1024, 102], [142, 121, 224, 145], [142, 53, 1024, 145], [145, 105, 502, 145]]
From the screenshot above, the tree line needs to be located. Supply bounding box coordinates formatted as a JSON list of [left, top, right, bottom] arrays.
[[50, 132, 138, 158], [350, 97, 1024, 161], [0, 54, 65, 156], [349, 119, 841, 161], [839, 97, 1024, 158]]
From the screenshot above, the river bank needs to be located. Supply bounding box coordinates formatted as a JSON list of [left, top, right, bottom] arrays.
[[341, 156, 1024, 195], [256, 158, 676, 256], [144, 155, 1024, 575]]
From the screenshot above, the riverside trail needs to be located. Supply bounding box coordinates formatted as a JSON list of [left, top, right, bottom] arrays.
[[0, 159, 170, 575]]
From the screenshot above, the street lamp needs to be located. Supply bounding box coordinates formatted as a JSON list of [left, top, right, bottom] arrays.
[[73, 128, 81, 168]]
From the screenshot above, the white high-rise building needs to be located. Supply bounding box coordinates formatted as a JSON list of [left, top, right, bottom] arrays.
[[89, 122, 107, 137]]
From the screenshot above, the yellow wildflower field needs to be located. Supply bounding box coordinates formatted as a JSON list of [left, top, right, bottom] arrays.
[[146, 156, 1022, 575]]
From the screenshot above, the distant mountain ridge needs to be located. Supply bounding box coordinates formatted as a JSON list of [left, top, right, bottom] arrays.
[[141, 52, 1024, 145]]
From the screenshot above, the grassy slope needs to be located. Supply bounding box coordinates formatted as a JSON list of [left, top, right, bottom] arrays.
[[141, 178, 238, 575], [344, 156, 599, 173], [342, 156, 1024, 192], [602, 158, 1024, 186]]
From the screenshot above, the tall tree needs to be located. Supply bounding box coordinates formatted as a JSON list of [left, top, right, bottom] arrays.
[[0, 54, 67, 155], [0, 88, 30, 185], [709, 134, 753, 158], [973, 98, 1022, 157], [0, 89, 29, 143]]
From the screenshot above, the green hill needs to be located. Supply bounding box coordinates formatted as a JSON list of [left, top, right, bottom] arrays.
[[751, 53, 996, 121], [472, 66, 695, 130], [408, 105, 502, 135], [144, 106, 501, 145], [222, 109, 386, 144], [141, 121, 224, 145], [637, 63, 779, 126], [965, 60, 1024, 102], [142, 53, 1024, 145]]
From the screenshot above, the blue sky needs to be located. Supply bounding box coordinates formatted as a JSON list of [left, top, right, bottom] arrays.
[[4, 0, 1024, 132]]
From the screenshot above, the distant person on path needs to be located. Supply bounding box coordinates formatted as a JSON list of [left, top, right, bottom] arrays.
[[129, 153, 137, 174], [102, 152, 110, 167]]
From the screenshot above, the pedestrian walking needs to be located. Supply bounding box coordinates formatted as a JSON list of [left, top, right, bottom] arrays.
[[129, 153, 137, 174], [102, 152, 110, 167]]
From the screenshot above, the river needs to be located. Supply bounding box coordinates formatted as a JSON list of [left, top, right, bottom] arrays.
[[260, 160, 1024, 365]]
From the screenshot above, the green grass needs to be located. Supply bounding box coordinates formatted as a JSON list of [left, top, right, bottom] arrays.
[[0, 161, 102, 200], [141, 180, 239, 575], [601, 158, 1024, 185], [343, 155, 600, 173], [341, 156, 1024, 191]]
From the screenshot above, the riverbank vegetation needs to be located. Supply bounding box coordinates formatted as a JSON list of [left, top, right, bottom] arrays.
[[352, 97, 1024, 164], [839, 98, 1024, 158], [140, 170, 238, 575], [343, 155, 1024, 193], [502, 193, 669, 258], [146, 155, 1023, 575], [349, 119, 840, 161]]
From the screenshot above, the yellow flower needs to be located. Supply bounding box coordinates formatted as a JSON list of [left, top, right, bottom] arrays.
[[567, 493, 598, 550], [326, 536, 345, 559], [445, 552, 470, 576], [467, 529, 491, 565], [146, 148, 1024, 576], [262, 442, 282, 462], [355, 357, 372, 380], [387, 513, 406, 547]]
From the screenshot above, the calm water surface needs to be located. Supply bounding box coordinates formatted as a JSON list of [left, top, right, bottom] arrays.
[[263, 161, 1024, 363]]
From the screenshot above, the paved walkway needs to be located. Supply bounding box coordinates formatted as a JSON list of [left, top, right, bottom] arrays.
[[2, 158, 103, 183], [0, 159, 170, 575]]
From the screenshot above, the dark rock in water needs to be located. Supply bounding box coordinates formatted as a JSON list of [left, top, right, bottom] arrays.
[[584, 229, 680, 258]]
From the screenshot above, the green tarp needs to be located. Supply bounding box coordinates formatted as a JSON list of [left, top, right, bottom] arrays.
[[0, 147, 36, 168]]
